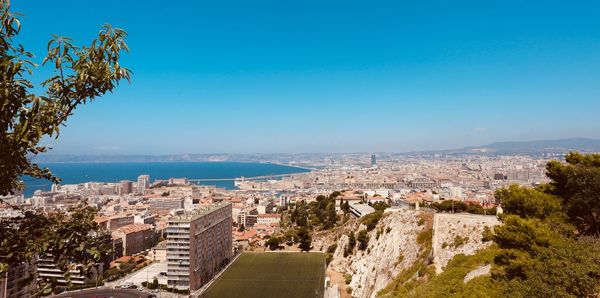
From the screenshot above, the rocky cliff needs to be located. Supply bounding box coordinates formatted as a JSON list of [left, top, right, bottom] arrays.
[[432, 213, 500, 273], [315, 209, 430, 298]]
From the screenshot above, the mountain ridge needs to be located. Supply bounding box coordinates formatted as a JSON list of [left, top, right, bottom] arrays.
[[435, 137, 600, 155], [32, 138, 600, 162]]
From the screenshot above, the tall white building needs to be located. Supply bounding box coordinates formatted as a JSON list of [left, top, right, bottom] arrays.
[[166, 202, 232, 291], [137, 175, 150, 194], [119, 180, 133, 195]]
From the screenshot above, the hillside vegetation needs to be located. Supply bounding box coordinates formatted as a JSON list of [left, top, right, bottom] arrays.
[[380, 152, 600, 298], [323, 210, 431, 298]]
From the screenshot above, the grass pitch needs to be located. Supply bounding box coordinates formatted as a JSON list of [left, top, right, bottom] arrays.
[[201, 252, 326, 298]]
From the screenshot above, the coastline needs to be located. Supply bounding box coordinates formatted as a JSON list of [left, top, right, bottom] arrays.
[[23, 161, 311, 198]]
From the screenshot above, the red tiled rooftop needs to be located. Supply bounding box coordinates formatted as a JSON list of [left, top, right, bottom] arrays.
[[115, 223, 152, 234]]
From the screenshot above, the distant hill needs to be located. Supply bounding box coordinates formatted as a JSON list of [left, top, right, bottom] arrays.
[[33, 154, 233, 163], [32, 153, 315, 165], [441, 137, 600, 155], [32, 138, 600, 163]]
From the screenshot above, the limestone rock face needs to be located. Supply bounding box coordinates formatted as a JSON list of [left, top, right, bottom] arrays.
[[432, 213, 500, 273], [464, 264, 491, 283], [317, 211, 501, 298], [322, 210, 427, 298]]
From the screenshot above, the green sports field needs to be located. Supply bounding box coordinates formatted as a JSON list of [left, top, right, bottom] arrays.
[[200, 252, 326, 298]]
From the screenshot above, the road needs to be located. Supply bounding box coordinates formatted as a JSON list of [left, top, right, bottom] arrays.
[[52, 288, 153, 298], [117, 262, 167, 287], [103, 262, 167, 289]]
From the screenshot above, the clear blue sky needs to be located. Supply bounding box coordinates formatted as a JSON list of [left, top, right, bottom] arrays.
[[13, 1, 600, 154]]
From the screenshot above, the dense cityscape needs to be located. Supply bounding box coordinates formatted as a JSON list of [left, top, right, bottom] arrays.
[[2, 0, 600, 297], [0, 152, 570, 297]]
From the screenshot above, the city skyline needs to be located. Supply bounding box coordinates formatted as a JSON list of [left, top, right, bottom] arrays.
[[3, 2, 600, 297], [13, 0, 600, 154]]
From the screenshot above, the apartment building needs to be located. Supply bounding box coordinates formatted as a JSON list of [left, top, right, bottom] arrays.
[[137, 175, 150, 195], [36, 255, 102, 288], [166, 202, 232, 291], [95, 214, 135, 231], [0, 261, 36, 298], [112, 223, 155, 256], [148, 197, 185, 214], [349, 203, 375, 218], [118, 180, 133, 195], [237, 207, 258, 228], [256, 213, 281, 225]]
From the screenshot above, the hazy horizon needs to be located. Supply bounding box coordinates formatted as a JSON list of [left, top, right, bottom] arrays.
[[29, 137, 599, 156], [14, 1, 600, 154]]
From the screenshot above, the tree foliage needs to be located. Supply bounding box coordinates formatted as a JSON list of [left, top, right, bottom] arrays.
[[360, 210, 383, 231], [546, 152, 600, 236], [0, 1, 129, 293], [346, 231, 356, 255], [0, 207, 111, 294], [0, 0, 131, 196], [290, 191, 340, 230], [290, 200, 309, 228], [493, 216, 600, 297], [495, 185, 562, 220], [357, 229, 369, 250], [341, 199, 350, 214], [379, 247, 501, 298], [370, 201, 390, 212], [430, 200, 496, 215], [265, 236, 282, 250], [384, 153, 600, 297], [489, 152, 600, 297], [297, 227, 312, 251], [326, 243, 337, 254]]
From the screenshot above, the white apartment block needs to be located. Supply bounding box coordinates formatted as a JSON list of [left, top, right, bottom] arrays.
[[166, 202, 232, 291]]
